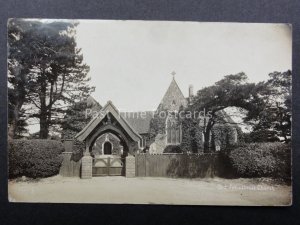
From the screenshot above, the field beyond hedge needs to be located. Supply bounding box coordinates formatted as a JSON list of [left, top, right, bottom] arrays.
[[8, 176, 292, 206]]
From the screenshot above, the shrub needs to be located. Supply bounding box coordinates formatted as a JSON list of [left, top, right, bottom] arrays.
[[229, 142, 291, 179], [9, 139, 64, 178], [163, 145, 182, 153], [244, 130, 280, 143], [180, 118, 203, 153]]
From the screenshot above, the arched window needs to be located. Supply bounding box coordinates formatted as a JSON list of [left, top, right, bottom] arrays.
[[166, 116, 182, 145]]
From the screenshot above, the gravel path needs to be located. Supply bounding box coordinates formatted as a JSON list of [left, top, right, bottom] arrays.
[[8, 176, 292, 206]]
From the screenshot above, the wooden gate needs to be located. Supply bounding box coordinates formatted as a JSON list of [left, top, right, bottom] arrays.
[[92, 156, 125, 176]]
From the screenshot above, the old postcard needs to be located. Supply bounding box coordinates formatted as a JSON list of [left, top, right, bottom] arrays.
[[8, 19, 292, 205]]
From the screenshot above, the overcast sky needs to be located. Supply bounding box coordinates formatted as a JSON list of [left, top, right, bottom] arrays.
[[76, 20, 292, 111]]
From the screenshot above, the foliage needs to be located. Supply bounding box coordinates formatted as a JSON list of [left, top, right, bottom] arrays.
[[229, 142, 291, 179], [148, 112, 167, 145], [190, 72, 255, 151], [61, 96, 101, 139], [8, 19, 95, 139], [163, 145, 182, 153], [246, 71, 292, 142], [212, 125, 242, 150], [9, 139, 64, 178], [190, 71, 292, 148], [180, 116, 203, 153], [148, 108, 241, 153], [180, 118, 241, 153], [244, 129, 279, 143]]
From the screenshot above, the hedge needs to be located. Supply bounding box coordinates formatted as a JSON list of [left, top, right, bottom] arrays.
[[229, 142, 291, 179], [9, 139, 64, 178]]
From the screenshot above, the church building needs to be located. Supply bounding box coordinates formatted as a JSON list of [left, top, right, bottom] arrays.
[[75, 76, 240, 158]]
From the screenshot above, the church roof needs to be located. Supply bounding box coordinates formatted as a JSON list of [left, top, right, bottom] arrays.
[[86, 95, 102, 110], [121, 111, 154, 134], [158, 77, 188, 111]]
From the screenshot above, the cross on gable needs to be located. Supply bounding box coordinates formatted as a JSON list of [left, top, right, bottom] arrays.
[[171, 71, 176, 79]]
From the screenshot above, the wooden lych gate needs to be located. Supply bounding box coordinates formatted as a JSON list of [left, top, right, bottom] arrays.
[[92, 156, 125, 176]]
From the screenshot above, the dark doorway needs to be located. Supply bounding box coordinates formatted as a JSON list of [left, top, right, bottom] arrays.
[[104, 142, 112, 155]]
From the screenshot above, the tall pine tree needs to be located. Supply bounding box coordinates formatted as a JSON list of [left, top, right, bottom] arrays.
[[8, 19, 95, 139]]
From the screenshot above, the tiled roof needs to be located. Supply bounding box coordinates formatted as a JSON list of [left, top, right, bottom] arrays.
[[120, 111, 154, 134], [84, 96, 153, 135], [76, 101, 142, 142], [86, 95, 102, 110]]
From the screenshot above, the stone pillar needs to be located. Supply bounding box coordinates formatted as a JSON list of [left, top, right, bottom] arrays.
[[125, 155, 135, 178], [81, 143, 93, 179], [60, 140, 74, 177]]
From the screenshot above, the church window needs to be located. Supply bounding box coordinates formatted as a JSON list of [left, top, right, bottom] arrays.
[[166, 116, 182, 145]]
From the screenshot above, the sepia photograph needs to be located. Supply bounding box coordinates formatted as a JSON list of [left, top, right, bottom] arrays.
[[7, 19, 292, 206]]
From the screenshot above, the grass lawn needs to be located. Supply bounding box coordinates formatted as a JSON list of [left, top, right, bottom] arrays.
[[8, 175, 292, 206]]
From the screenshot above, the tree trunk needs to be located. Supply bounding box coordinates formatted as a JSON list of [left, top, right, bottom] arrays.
[[8, 119, 17, 142], [39, 114, 49, 138], [203, 120, 214, 153], [8, 99, 24, 141], [203, 130, 210, 152], [39, 72, 49, 139]]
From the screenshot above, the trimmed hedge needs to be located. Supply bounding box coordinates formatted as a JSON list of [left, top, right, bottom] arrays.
[[9, 139, 64, 178], [229, 142, 291, 179]]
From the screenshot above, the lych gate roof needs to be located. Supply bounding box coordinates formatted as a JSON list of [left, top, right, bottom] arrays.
[[158, 77, 188, 111], [75, 101, 142, 142]]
